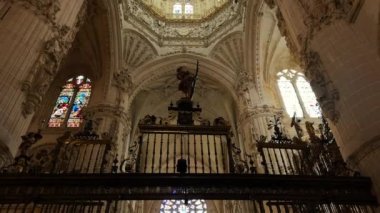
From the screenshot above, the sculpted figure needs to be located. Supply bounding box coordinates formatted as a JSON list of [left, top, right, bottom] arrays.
[[176, 66, 195, 98]]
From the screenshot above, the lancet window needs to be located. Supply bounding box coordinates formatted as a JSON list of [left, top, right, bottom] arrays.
[[277, 69, 321, 118], [48, 75, 92, 128]]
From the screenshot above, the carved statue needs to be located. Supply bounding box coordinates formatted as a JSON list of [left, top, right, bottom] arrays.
[[176, 66, 195, 99]]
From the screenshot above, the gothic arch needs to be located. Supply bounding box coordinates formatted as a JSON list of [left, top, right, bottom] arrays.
[[130, 53, 238, 106]]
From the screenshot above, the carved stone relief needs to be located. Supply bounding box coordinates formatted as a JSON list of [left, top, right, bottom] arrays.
[[21, 2, 88, 117], [113, 68, 134, 106], [122, 30, 158, 69], [122, 0, 245, 47]]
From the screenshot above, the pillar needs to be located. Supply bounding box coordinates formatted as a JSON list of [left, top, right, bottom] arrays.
[[0, 0, 87, 155]]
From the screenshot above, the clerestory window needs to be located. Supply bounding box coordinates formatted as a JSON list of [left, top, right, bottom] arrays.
[[277, 69, 321, 118], [184, 3, 194, 14], [48, 75, 92, 128], [173, 2, 182, 14]]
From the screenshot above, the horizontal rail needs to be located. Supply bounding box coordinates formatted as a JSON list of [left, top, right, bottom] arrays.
[[0, 174, 376, 205]]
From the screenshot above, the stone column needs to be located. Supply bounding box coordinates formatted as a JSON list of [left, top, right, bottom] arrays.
[[0, 0, 87, 155], [84, 104, 131, 160], [269, 0, 380, 197]]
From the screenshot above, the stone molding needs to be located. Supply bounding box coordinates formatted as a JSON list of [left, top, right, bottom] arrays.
[[113, 68, 134, 94], [21, 1, 88, 117]]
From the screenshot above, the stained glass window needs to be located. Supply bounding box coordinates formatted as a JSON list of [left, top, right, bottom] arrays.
[[160, 199, 207, 213], [48, 76, 92, 128], [277, 69, 320, 118], [173, 2, 182, 14]]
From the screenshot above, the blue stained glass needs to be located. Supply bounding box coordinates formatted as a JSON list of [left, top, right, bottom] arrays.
[[48, 76, 92, 128]]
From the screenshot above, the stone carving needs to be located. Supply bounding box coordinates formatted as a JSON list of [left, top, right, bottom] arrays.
[[21, 25, 71, 117], [13, 0, 61, 24], [114, 68, 133, 93], [21, 2, 88, 117], [122, 0, 245, 47], [235, 70, 254, 107], [297, 0, 363, 31], [122, 30, 158, 68], [302, 51, 340, 123]]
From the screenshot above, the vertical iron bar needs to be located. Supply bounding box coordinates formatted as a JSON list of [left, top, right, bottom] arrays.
[[266, 148, 275, 174], [278, 148, 287, 175], [207, 134, 212, 173], [94, 144, 102, 173], [201, 134, 205, 173], [151, 133, 157, 173], [284, 149, 295, 175], [166, 133, 170, 173], [258, 201, 265, 213], [159, 133, 163, 173], [144, 133, 150, 173], [258, 146, 268, 174], [87, 143, 96, 173], [194, 134, 197, 174], [227, 136, 234, 173], [187, 133, 190, 173], [272, 148, 281, 174], [136, 136, 143, 173], [73, 145, 81, 173], [80, 144, 89, 173], [180, 133, 183, 159], [213, 134, 219, 173], [220, 135, 226, 173], [173, 134, 177, 173]]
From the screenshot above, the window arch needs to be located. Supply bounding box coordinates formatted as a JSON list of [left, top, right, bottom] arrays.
[[160, 199, 207, 213], [277, 69, 321, 118], [48, 75, 92, 128]]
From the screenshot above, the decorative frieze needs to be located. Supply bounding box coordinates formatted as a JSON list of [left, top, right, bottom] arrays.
[[122, 0, 245, 47]]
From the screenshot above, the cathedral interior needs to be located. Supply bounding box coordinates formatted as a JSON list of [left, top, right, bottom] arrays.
[[0, 0, 379, 212]]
